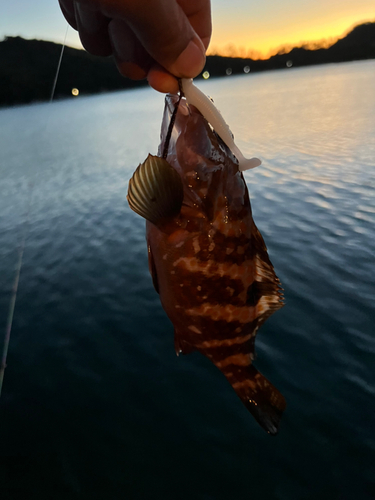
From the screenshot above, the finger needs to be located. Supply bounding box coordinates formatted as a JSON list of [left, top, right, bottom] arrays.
[[74, 0, 208, 78], [74, 2, 112, 56], [123, 0, 207, 78], [147, 64, 180, 94], [108, 19, 153, 80], [177, 0, 212, 50], [58, 0, 78, 30]]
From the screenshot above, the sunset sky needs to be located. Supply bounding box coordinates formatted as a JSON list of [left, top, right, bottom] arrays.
[[2, 0, 375, 58]]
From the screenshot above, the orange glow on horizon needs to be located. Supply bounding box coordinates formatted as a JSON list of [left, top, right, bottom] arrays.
[[60, 14, 375, 63], [61, 14, 375, 62], [207, 15, 375, 59]]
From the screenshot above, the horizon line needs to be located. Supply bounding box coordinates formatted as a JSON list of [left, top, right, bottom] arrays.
[[1, 18, 374, 62]]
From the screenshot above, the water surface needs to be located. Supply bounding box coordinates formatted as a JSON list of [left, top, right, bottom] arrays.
[[1, 60, 374, 499]]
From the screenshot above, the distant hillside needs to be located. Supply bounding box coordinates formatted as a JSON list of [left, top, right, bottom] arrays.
[[0, 21, 374, 107], [0, 37, 144, 107], [204, 22, 375, 76]]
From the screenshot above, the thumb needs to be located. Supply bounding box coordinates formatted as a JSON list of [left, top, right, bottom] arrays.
[[121, 0, 207, 78]]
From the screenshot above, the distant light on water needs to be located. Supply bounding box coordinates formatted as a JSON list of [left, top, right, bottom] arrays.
[[244, 65, 250, 74], [72, 88, 79, 96], [226, 68, 232, 76], [286, 60, 293, 68], [202, 71, 210, 80]]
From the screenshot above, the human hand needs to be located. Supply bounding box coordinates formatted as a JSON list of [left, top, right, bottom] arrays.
[[58, 0, 211, 93]]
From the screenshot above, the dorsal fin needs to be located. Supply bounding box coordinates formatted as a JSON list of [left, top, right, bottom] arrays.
[[127, 154, 183, 225], [250, 224, 284, 328]]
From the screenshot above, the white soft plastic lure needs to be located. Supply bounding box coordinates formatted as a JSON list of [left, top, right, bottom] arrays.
[[181, 78, 261, 172]]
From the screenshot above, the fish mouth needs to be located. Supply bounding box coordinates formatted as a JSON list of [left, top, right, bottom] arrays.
[[165, 93, 190, 117]]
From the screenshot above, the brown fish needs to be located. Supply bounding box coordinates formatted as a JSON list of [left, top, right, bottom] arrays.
[[127, 93, 286, 435]]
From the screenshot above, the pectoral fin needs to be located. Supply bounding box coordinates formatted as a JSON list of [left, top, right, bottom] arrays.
[[127, 154, 183, 225]]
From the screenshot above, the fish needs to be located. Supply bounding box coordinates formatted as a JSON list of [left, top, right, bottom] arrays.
[[127, 84, 286, 435]]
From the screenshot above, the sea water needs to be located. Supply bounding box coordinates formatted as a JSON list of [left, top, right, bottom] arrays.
[[0, 60, 374, 499]]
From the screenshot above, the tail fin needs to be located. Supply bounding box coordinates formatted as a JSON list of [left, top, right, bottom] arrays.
[[230, 365, 286, 435]]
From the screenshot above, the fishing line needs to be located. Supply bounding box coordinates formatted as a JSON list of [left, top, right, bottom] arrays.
[[162, 79, 184, 159], [0, 25, 69, 398], [0, 189, 32, 397], [50, 25, 69, 102]]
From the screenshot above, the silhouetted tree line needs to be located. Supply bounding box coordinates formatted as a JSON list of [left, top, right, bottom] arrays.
[[0, 22, 374, 107], [205, 22, 375, 75]]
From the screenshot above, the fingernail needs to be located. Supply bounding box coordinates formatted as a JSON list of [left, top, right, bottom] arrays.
[[170, 38, 206, 78]]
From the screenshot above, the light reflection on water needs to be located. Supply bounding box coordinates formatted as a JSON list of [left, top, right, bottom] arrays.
[[0, 60, 374, 499]]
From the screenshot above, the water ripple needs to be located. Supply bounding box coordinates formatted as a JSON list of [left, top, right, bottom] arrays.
[[1, 61, 374, 499]]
